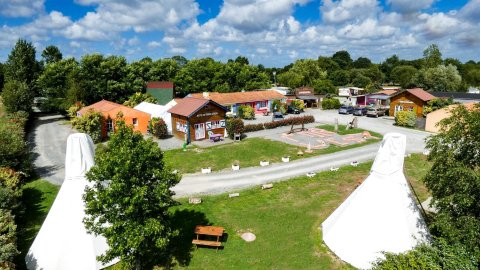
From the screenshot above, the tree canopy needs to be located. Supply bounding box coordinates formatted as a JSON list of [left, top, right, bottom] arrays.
[[84, 120, 180, 269]]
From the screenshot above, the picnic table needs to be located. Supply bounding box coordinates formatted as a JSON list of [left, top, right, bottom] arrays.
[[209, 133, 223, 142], [192, 225, 224, 251]]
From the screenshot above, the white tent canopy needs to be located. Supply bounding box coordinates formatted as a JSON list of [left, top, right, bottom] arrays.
[[134, 100, 177, 134], [26, 133, 118, 270], [322, 133, 429, 269]]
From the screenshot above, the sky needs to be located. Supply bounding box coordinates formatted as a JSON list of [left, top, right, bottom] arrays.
[[0, 0, 479, 67]]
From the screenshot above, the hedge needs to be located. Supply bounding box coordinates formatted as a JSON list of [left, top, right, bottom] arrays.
[[322, 98, 341, 110], [243, 115, 315, 132], [395, 111, 416, 127]]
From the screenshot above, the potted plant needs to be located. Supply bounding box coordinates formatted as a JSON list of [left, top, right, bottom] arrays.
[[232, 160, 240, 171], [201, 167, 211, 174], [282, 155, 290, 163], [260, 159, 270, 166]]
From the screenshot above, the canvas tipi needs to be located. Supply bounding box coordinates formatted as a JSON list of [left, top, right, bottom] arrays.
[[322, 133, 429, 269], [26, 133, 118, 270]]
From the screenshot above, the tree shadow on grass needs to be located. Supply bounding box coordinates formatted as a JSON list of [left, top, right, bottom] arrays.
[[161, 209, 211, 268], [14, 187, 53, 270]]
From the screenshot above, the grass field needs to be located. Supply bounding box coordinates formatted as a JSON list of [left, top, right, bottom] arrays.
[[15, 179, 60, 269], [18, 154, 431, 270], [165, 154, 431, 269], [164, 135, 380, 174]]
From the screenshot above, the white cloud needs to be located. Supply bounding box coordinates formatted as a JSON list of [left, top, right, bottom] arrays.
[[0, 0, 45, 17], [387, 0, 435, 14], [147, 41, 162, 49], [128, 36, 140, 46], [338, 18, 396, 39], [321, 0, 379, 24]]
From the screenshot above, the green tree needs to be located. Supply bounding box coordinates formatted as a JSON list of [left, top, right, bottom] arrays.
[[464, 68, 480, 87], [332, 50, 352, 69], [234, 56, 249, 65], [278, 59, 326, 88], [424, 103, 480, 258], [123, 92, 157, 107], [419, 64, 462, 92], [317, 56, 340, 73], [0, 63, 4, 91], [423, 44, 442, 69], [126, 57, 153, 93], [84, 121, 180, 269], [147, 58, 179, 83], [171, 55, 188, 68], [41, 45, 63, 64], [352, 57, 372, 69], [4, 39, 39, 88], [174, 58, 223, 95], [313, 79, 336, 94], [37, 58, 79, 100], [391, 65, 418, 88], [1, 80, 33, 113], [71, 110, 103, 143], [380, 54, 400, 82], [328, 70, 350, 86]]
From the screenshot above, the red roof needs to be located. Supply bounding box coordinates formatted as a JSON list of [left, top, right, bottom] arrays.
[[78, 100, 150, 118], [190, 90, 286, 105], [406, 88, 436, 102], [147, 81, 174, 89], [168, 97, 226, 117]]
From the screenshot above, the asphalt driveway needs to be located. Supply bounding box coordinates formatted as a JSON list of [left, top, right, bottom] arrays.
[[28, 114, 76, 185]]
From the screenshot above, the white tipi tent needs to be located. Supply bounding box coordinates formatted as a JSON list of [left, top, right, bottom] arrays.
[[322, 133, 429, 269], [26, 133, 118, 270]]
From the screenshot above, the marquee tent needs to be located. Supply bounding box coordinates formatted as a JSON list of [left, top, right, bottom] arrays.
[[26, 133, 118, 270], [322, 133, 430, 269], [134, 100, 176, 134]]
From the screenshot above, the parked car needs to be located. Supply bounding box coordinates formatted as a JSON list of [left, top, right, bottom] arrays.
[[272, 112, 284, 120], [366, 108, 386, 118], [353, 107, 368, 116], [338, 105, 354, 114], [287, 105, 301, 114]]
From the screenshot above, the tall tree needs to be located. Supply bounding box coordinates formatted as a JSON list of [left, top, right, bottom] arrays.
[[423, 44, 443, 69], [328, 70, 350, 86], [277, 59, 326, 88], [41, 45, 63, 65], [234, 56, 249, 66], [424, 103, 480, 258], [4, 39, 38, 87], [84, 120, 180, 269], [419, 64, 462, 92], [380, 54, 400, 82], [174, 57, 223, 95], [0, 63, 4, 91], [1, 80, 33, 113], [352, 57, 373, 69], [317, 56, 340, 73], [391, 65, 418, 88], [332, 50, 353, 69]]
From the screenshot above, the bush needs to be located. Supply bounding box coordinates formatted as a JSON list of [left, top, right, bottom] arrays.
[[244, 123, 264, 133], [395, 111, 416, 127], [149, 117, 168, 138], [0, 115, 30, 173], [67, 102, 84, 119], [291, 100, 305, 110], [0, 209, 18, 270], [271, 99, 287, 114], [71, 109, 103, 143], [226, 118, 244, 139], [1, 80, 33, 114], [372, 239, 477, 270], [322, 98, 341, 109], [238, 105, 255, 120]]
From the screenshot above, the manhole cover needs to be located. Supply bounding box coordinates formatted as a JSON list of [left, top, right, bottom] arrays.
[[241, 232, 256, 242]]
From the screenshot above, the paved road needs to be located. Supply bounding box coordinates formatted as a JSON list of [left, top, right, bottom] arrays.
[[173, 110, 432, 197], [28, 114, 75, 185]]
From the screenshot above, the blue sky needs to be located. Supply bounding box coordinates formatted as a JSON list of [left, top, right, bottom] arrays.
[[0, 0, 478, 67]]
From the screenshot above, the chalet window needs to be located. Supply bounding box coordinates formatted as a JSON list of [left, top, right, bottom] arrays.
[[176, 121, 187, 133], [258, 101, 267, 108], [106, 119, 114, 132], [132, 118, 138, 126], [408, 107, 414, 112]]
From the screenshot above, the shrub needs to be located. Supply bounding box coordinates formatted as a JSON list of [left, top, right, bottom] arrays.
[[244, 123, 264, 132], [67, 102, 84, 119], [149, 118, 168, 138], [0, 115, 30, 172], [395, 111, 416, 127], [226, 118, 244, 139], [322, 98, 341, 110], [291, 99, 305, 110], [238, 105, 255, 120], [272, 99, 287, 114], [1, 80, 33, 114], [71, 109, 103, 143], [372, 239, 477, 270], [0, 209, 18, 270]]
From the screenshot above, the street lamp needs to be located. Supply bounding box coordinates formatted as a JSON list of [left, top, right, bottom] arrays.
[[272, 71, 277, 87]]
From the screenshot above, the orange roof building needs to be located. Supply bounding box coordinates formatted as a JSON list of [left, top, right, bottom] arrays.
[[190, 90, 286, 115], [77, 100, 151, 138], [389, 88, 436, 117]]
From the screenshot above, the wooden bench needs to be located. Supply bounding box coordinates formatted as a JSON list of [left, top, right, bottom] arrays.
[[192, 225, 224, 251]]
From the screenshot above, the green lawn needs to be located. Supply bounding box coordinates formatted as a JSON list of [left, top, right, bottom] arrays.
[[164, 154, 430, 269], [164, 136, 380, 174], [19, 155, 431, 270], [15, 179, 60, 269]]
